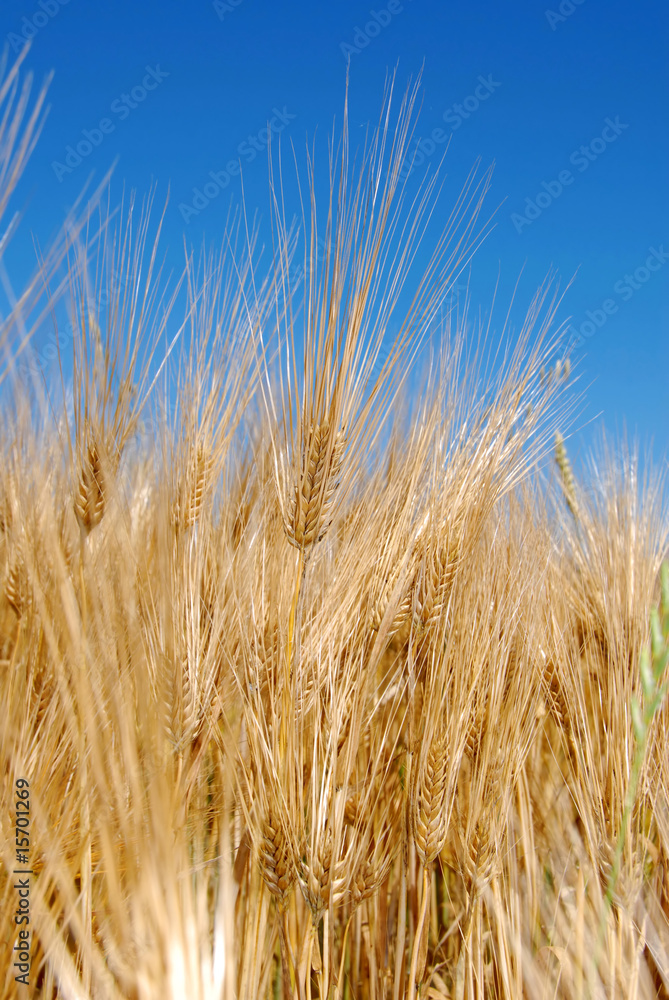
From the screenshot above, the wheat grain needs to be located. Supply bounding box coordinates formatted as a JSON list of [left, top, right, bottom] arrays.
[[172, 441, 214, 531], [260, 809, 295, 908], [413, 736, 449, 867], [284, 421, 345, 553], [5, 553, 27, 617], [74, 436, 107, 535]]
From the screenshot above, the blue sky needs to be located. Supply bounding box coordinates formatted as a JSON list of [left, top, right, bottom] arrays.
[[1, 0, 667, 472]]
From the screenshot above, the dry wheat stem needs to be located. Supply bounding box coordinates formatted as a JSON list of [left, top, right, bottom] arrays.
[[408, 865, 431, 999]]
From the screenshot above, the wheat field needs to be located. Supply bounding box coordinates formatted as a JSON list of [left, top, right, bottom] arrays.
[[1, 57, 669, 1000]]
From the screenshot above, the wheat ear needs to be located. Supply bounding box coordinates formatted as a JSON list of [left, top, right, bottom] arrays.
[[555, 431, 579, 520], [260, 808, 296, 996], [414, 539, 459, 638], [5, 552, 27, 618], [260, 808, 295, 908], [371, 551, 416, 639], [409, 736, 448, 997], [284, 419, 345, 554], [172, 441, 213, 530], [281, 420, 345, 760], [413, 736, 449, 867], [74, 436, 107, 535]]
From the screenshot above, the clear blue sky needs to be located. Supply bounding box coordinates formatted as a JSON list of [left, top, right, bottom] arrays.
[[1, 0, 667, 471]]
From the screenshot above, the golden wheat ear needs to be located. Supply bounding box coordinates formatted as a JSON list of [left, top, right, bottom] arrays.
[[412, 735, 449, 868], [4, 546, 28, 619], [171, 440, 214, 532], [73, 434, 109, 536], [61, 196, 183, 546], [284, 420, 345, 553], [266, 73, 494, 561]]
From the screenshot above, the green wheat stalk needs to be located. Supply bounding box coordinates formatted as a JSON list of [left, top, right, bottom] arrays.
[[596, 561, 669, 965]]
